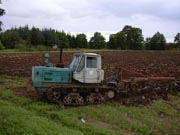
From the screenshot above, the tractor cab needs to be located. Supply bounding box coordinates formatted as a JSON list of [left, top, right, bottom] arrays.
[[69, 53, 104, 83], [32, 53, 104, 90]]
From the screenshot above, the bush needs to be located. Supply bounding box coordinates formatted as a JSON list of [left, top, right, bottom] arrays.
[[0, 40, 5, 50], [35, 45, 51, 51], [13, 39, 54, 52], [15, 40, 31, 51], [15, 43, 27, 51]]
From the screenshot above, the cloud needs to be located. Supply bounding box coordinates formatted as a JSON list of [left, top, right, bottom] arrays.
[[1, 0, 180, 41], [87, 0, 180, 21]]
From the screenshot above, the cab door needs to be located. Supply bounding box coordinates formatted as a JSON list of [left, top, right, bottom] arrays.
[[84, 56, 100, 83], [72, 55, 85, 83], [72, 55, 103, 83]]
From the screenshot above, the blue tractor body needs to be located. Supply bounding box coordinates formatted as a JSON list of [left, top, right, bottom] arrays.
[[32, 66, 72, 91]]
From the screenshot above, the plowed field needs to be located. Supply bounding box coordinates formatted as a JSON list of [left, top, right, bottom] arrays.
[[1, 51, 180, 106], [0, 51, 180, 79]]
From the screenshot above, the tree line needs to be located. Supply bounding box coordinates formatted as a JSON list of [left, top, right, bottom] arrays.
[[0, 1, 180, 51], [0, 26, 106, 50], [0, 25, 180, 50]]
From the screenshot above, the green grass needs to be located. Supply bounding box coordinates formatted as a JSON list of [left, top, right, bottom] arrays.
[[0, 48, 110, 54], [0, 49, 19, 53], [0, 75, 180, 135]]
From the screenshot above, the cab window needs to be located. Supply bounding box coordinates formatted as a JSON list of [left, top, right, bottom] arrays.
[[86, 57, 97, 68], [76, 56, 85, 72]]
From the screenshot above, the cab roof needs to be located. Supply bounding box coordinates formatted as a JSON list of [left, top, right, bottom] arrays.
[[74, 52, 101, 57]]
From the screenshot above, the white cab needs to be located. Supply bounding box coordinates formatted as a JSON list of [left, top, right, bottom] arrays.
[[69, 53, 104, 83]]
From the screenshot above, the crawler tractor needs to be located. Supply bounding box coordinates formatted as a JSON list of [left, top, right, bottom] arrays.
[[32, 52, 180, 106]]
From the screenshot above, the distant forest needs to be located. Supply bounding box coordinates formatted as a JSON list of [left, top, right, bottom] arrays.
[[0, 25, 180, 51], [0, 1, 180, 51]]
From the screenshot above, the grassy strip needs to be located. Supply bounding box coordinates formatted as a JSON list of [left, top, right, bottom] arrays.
[[0, 75, 117, 135], [0, 48, 111, 54], [0, 75, 180, 135], [0, 48, 180, 54]]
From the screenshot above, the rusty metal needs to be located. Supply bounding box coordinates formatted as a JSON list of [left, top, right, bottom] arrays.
[[45, 67, 179, 106]]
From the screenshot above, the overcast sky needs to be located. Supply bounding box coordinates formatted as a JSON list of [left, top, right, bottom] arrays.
[[1, 0, 180, 42]]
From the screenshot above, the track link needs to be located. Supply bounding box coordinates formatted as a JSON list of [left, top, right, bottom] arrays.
[[46, 84, 115, 106], [45, 80, 180, 106]]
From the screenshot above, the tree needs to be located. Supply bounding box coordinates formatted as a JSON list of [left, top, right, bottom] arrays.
[[108, 34, 116, 49], [149, 32, 166, 50], [56, 31, 69, 48], [122, 25, 132, 36], [0, 0, 5, 49], [122, 25, 144, 50], [0, 1, 5, 31], [67, 34, 76, 48], [0, 40, 4, 50], [89, 32, 106, 49], [76, 34, 88, 48], [115, 32, 127, 49], [31, 27, 44, 46], [174, 33, 180, 49], [18, 25, 31, 43], [42, 28, 59, 47], [166, 43, 176, 50], [144, 37, 152, 50], [0, 30, 21, 49], [108, 32, 126, 49]]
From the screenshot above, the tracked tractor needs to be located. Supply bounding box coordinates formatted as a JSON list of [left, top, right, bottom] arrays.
[[32, 52, 180, 106], [32, 52, 116, 105]]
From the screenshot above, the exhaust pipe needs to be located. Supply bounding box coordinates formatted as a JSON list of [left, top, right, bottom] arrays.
[[57, 42, 64, 68]]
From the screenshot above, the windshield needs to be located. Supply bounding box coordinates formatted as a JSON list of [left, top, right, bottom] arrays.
[[69, 55, 85, 72], [69, 55, 80, 71]]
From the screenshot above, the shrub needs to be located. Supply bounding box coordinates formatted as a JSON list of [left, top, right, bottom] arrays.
[[0, 40, 5, 50], [35, 45, 51, 51]]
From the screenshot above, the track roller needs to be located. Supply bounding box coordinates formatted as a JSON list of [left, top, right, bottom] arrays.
[[86, 93, 105, 104], [63, 93, 84, 106], [46, 87, 61, 103]]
